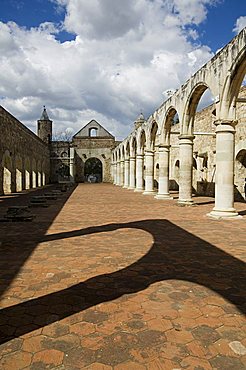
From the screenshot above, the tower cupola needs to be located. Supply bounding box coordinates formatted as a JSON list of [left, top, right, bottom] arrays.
[[134, 113, 145, 129], [37, 106, 52, 144]]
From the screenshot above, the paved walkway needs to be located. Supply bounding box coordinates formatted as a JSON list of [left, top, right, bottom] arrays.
[[0, 183, 245, 370]]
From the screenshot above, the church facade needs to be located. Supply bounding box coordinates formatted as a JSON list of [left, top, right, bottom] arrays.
[[50, 119, 119, 184]]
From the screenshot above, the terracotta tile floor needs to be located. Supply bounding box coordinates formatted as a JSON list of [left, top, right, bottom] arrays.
[[0, 183, 245, 370]]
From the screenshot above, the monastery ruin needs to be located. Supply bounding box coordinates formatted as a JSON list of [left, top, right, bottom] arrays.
[[1, 28, 246, 219]]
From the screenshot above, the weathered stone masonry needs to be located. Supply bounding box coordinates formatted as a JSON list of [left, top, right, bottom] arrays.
[[0, 106, 50, 195]]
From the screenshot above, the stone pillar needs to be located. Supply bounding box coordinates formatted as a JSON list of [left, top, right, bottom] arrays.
[[113, 162, 117, 185], [155, 145, 172, 199], [208, 120, 239, 218], [120, 160, 125, 186], [69, 148, 75, 183], [135, 154, 144, 192], [128, 156, 136, 189], [123, 159, 130, 188], [178, 135, 194, 205], [116, 161, 121, 185], [143, 150, 155, 195]]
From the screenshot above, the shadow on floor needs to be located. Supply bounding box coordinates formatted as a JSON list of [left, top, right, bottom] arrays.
[[1, 219, 245, 344], [0, 184, 77, 299]]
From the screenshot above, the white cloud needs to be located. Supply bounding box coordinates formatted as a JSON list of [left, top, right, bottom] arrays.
[[0, 0, 221, 139], [233, 16, 246, 34]]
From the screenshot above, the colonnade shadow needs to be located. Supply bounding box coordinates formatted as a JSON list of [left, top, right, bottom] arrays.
[[0, 184, 77, 299], [1, 219, 245, 344]]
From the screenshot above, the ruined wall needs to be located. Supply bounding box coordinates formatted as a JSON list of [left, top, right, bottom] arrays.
[[0, 106, 50, 194], [50, 141, 70, 183]]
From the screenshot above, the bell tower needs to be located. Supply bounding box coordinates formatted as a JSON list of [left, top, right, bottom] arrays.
[[37, 106, 52, 144]]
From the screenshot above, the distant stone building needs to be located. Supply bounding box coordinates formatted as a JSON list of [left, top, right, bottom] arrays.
[[0, 106, 119, 195], [72, 120, 118, 183], [50, 119, 119, 183]]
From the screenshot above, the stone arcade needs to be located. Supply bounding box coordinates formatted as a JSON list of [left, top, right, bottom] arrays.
[[112, 28, 246, 218], [0, 28, 246, 219]]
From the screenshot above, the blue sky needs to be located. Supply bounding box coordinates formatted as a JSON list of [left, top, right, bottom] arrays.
[[196, 0, 246, 50], [1, 0, 245, 50], [0, 0, 245, 138]]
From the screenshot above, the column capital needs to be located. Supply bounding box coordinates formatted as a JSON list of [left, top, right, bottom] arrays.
[[158, 144, 170, 152], [129, 156, 136, 160], [178, 134, 195, 141], [214, 120, 237, 133], [136, 153, 144, 158], [124, 158, 130, 162], [144, 149, 154, 156]]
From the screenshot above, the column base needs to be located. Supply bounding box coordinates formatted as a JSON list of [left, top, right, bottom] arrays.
[[128, 186, 135, 190], [207, 208, 242, 219], [122, 185, 129, 189], [134, 188, 144, 192], [155, 194, 173, 200], [177, 199, 194, 206], [143, 190, 156, 196]]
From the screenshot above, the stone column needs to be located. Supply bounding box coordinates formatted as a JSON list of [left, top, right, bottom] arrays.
[[135, 153, 144, 192], [128, 156, 136, 189], [123, 159, 129, 188], [116, 161, 121, 185], [69, 148, 75, 183], [120, 160, 125, 186], [143, 150, 155, 195], [208, 120, 239, 218], [113, 162, 117, 185], [155, 145, 172, 199], [178, 135, 194, 205]]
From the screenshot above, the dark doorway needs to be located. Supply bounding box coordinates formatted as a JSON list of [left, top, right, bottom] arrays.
[[84, 157, 103, 183]]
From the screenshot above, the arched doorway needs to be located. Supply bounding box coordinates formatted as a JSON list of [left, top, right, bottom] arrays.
[[84, 157, 103, 183]]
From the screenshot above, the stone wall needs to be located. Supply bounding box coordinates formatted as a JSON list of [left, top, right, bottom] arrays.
[[0, 106, 50, 194], [50, 141, 70, 183]]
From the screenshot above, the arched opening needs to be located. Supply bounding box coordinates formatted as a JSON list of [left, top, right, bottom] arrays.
[[166, 108, 180, 191], [171, 159, 180, 191], [183, 84, 216, 197], [138, 130, 146, 188], [61, 151, 68, 158], [15, 156, 23, 192], [32, 159, 37, 188], [3, 151, 12, 194], [149, 121, 158, 151], [224, 47, 246, 119], [89, 128, 98, 137], [154, 163, 159, 189], [184, 84, 215, 134], [25, 158, 31, 190], [37, 161, 42, 187], [85, 157, 103, 183]]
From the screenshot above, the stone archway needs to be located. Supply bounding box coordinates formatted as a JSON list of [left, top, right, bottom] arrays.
[[84, 157, 103, 183]]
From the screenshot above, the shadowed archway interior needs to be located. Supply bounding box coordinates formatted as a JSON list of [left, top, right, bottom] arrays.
[[84, 157, 103, 183]]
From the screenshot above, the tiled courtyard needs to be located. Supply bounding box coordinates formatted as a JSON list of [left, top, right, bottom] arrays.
[[0, 183, 245, 370]]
